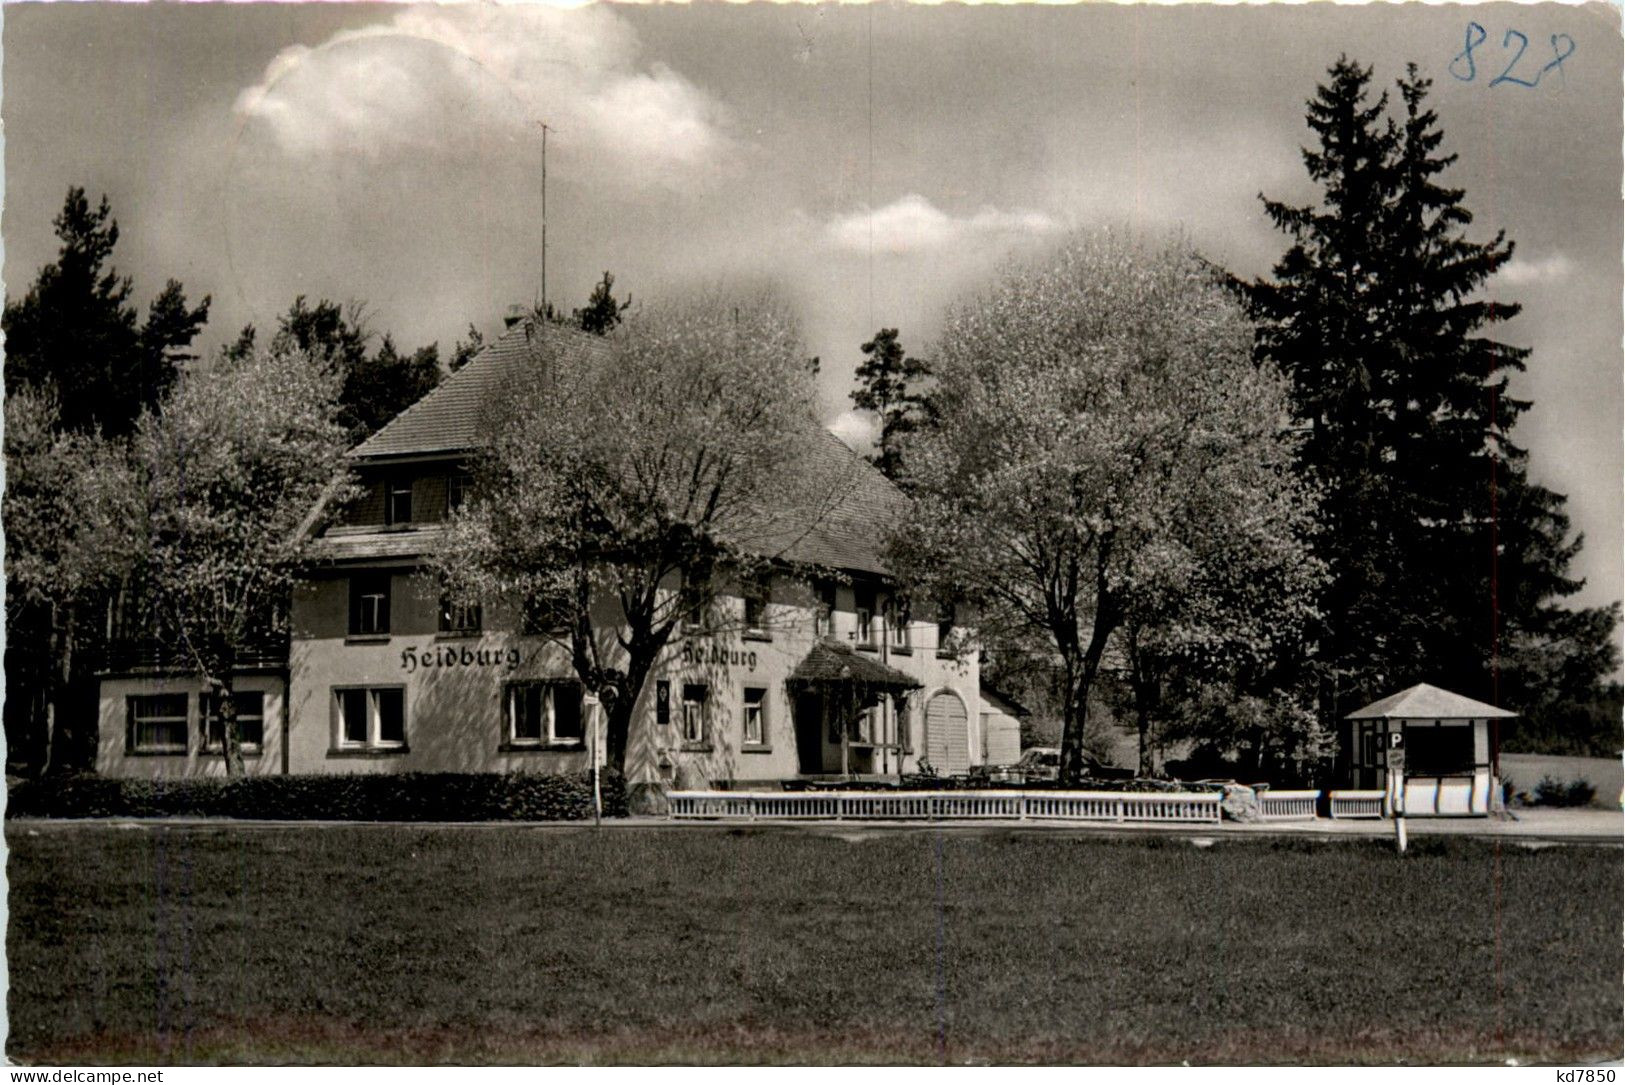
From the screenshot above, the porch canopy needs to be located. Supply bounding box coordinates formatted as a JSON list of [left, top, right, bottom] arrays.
[[787, 638, 921, 778], [788, 637, 922, 694], [1344, 683, 1516, 721]]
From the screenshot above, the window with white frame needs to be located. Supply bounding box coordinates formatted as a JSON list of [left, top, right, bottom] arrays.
[[742, 576, 770, 637], [334, 687, 406, 750], [888, 599, 911, 651], [439, 593, 483, 635], [855, 587, 876, 647], [349, 573, 391, 636], [814, 582, 837, 638], [742, 687, 767, 746], [681, 683, 709, 745], [127, 694, 189, 754], [386, 479, 413, 525], [202, 690, 264, 753], [446, 472, 470, 514], [505, 681, 584, 746], [936, 601, 957, 659]]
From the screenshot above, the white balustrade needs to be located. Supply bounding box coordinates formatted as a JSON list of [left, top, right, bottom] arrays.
[[1257, 790, 1321, 820], [1327, 789, 1386, 819], [667, 789, 1223, 824]]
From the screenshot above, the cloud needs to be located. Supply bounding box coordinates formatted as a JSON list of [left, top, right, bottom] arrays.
[[827, 409, 878, 452], [232, 5, 732, 188], [823, 194, 1061, 256], [1499, 253, 1575, 286]]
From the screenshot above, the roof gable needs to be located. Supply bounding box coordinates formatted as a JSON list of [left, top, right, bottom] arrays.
[[1344, 683, 1517, 720], [335, 316, 908, 576], [349, 320, 610, 460]]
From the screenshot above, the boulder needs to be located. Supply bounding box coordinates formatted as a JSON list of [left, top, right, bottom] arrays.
[[1218, 783, 1263, 822]]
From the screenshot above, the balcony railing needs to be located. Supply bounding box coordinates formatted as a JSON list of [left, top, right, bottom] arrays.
[[98, 635, 289, 675]]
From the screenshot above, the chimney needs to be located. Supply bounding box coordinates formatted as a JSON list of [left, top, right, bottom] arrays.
[[503, 303, 528, 329]]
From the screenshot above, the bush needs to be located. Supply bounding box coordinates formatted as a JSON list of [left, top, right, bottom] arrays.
[[1531, 775, 1597, 808], [5, 771, 628, 822]]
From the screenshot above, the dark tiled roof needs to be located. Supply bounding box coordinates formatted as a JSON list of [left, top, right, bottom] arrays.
[[1345, 683, 1517, 720], [980, 683, 1032, 717], [789, 638, 922, 689], [337, 317, 908, 578], [350, 320, 611, 460]]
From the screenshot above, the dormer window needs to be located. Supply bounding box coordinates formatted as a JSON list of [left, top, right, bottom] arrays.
[[386, 479, 413, 525], [447, 473, 470, 514]]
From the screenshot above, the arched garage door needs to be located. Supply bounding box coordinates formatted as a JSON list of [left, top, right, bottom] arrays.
[[926, 692, 969, 776]]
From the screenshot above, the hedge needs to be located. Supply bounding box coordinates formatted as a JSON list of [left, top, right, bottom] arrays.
[[5, 771, 628, 822]]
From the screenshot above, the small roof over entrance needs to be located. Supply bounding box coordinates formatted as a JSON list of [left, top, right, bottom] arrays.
[[788, 638, 922, 691], [1344, 683, 1517, 721]]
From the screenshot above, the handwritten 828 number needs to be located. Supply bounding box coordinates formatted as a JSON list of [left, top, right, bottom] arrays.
[[1451, 22, 1575, 87]]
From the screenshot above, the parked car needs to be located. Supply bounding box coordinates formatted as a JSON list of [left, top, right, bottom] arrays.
[[1007, 746, 1135, 783]]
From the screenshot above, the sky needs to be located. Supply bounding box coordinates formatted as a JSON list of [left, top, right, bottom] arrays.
[[3, 1, 1621, 626]]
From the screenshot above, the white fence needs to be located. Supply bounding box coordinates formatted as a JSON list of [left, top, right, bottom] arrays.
[[1257, 790, 1321, 821], [1327, 790, 1386, 819], [668, 789, 1222, 824]]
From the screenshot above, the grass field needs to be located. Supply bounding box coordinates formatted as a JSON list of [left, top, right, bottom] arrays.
[[7, 824, 1621, 1065]]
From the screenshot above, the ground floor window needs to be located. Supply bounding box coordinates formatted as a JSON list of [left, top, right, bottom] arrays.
[[202, 690, 265, 753], [505, 681, 584, 746], [682, 683, 709, 746], [127, 694, 189, 754], [742, 687, 767, 746], [334, 686, 406, 750]]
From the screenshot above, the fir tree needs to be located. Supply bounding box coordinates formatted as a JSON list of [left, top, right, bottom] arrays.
[[1250, 58, 1618, 732], [850, 328, 933, 483], [574, 271, 631, 336]]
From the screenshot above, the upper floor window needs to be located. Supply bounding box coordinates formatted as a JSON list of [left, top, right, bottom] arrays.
[[201, 690, 264, 753], [888, 599, 911, 652], [854, 587, 877, 647], [348, 573, 392, 637], [126, 694, 189, 754], [446, 473, 470, 514], [813, 582, 837, 638], [439, 594, 483, 636], [743, 576, 770, 638], [506, 681, 584, 746], [937, 602, 958, 658], [386, 479, 413, 525], [522, 593, 569, 637]]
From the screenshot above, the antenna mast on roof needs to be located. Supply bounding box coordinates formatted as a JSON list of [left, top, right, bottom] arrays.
[[536, 120, 554, 319]]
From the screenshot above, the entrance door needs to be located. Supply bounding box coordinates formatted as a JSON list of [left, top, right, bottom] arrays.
[[926, 692, 969, 775], [794, 691, 825, 774]]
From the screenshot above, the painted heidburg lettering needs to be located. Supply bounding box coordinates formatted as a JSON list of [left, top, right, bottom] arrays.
[[680, 642, 758, 671], [400, 645, 522, 674]]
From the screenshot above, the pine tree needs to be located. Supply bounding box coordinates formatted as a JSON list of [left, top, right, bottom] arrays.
[[574, 271, 631, 336], [1251, 58, 1618, 730], [850, 328, 933, 483], [2, 188, 209, 435]]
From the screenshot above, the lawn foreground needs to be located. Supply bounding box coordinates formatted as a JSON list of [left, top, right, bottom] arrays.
[[7, 823, 1621, 1065]]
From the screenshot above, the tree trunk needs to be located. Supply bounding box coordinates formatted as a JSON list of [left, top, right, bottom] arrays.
[[46, 602, 77, 777], [218, 671, 245, 778], [1059, 561, 1120, 785]]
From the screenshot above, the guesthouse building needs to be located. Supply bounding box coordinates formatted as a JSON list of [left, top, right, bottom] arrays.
[[95, 317, 986, 794]]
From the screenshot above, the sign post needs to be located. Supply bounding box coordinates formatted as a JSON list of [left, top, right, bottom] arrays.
[[584, 692, 603, 828], [1387, 730, 1407, 854]]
